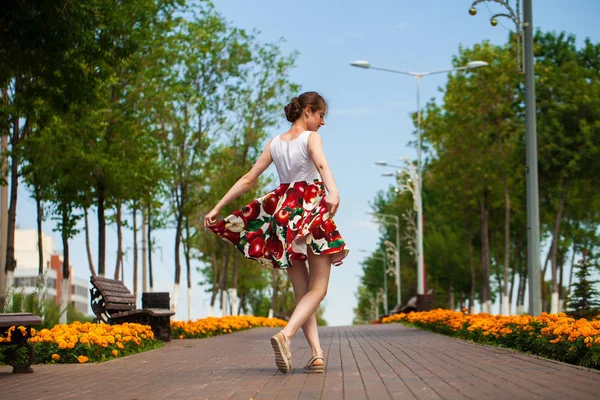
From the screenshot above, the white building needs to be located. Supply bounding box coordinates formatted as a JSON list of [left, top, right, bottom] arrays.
[[13, 229, 89, 315]]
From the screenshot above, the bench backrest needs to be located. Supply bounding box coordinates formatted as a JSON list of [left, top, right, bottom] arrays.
[[90, 276, 136, 314], [0, 313, 43, 328]]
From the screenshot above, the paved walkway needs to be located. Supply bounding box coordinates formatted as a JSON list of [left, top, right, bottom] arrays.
[[1, 324, 600, 399]]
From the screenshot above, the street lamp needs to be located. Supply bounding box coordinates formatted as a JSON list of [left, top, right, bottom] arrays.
[[359, 249, 389, 314], [468, 0, 522, 72], [366, 212, 401, 306], [468, 0, 542, 316], [353, 60, 488, 295], [377, 158, 424, 293]]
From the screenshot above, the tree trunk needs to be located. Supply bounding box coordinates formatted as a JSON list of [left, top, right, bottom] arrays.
[[184, 216, 192, 321], [517, 257, 527, 315], [114, 203, 123, 281], [466, 220, 475, 314], [542, 244, 551, 287], [209, 251, 220, 316], [218, 244, 230, 317], [541, 245, 552, 311], [5, 106, 22, 290], [239, 294, 246, 315], [502, 178, 511, 316], [270, 268, 278, 318], [172, 205, 184, 317], [84, 208, 96, 277], [60, 204, 70, 324], [480, 191, 491, 313], [496, 129, 511, 315], [490, 232, 504, 314], [141, 206, 148, 292], [0, 89, 9, 307], [231, 251, 239, 316], [567, 240, 577, 299], [509, 237, 520, 310], [549, 178, 569, 314], [147, 204, 154, 290], [133, 207, 138, 300], [448, 280, 455, 310], [97, 180, 106, 276], [494, 234, 503, 315], [35, 174, 44, 276], [558, 245, 566, 312]]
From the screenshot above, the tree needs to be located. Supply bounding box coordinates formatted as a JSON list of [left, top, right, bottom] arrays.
[[568, 250, 600, 318], [536, 32, 600, 313], [0, 0, 113, 290]]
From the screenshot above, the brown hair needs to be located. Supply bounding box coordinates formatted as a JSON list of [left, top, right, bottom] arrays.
[[284, 92, 327, 123]]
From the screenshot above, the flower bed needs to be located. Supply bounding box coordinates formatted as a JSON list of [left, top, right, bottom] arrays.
[[171, 316, 287, 339], [0, 321, 162, 364], [382, 309, 600, 369]]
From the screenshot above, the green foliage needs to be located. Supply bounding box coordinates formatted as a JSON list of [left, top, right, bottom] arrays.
[[353, 284, 377, 325], [247, 288, 272, 317], [2, 276, 93, 328], [568, 251, 600, 318], [2, 0, 300, 318], [385, 312, 600, 369], [3, 277, 46, 317], [358, 30, 600, 316], [32, 330, 163, 365]]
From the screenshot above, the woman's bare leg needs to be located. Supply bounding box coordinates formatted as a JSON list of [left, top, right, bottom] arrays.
[[287, 260, 322, 357], [282, 250, 331, 346]]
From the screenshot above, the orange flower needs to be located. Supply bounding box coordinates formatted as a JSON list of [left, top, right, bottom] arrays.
[[77, 355, 89, 363], [112, 350, 118, 356], [52, 354, 60, 361]]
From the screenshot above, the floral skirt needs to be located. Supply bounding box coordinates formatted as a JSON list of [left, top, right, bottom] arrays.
[[209, 179, 349, 269]]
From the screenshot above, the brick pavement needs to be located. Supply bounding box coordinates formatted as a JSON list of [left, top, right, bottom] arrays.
[[1, 323, 599, 399]]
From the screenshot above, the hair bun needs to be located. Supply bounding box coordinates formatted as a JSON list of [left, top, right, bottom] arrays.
[[284, 97, 302, 123], [283, 92, 327, 123]]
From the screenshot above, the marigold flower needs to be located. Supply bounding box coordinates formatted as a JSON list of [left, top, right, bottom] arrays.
[[78, 355, 89, 363], [52, 354, 60, 361], [112, 350, 118, 356]]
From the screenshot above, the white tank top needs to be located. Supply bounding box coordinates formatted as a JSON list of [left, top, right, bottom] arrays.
[[270, 130, 321, 184]]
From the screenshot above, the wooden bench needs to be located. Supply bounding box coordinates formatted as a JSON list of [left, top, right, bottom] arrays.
[[90, 276, 175, 341], [0, 313, 43, 373]]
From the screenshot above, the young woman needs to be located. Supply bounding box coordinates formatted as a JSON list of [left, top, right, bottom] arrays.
[[204, 91, 349, 374]]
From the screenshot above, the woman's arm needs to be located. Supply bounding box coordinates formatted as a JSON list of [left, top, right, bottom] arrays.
[[204, 139, 274, 228], [307, 131, 340, 215]]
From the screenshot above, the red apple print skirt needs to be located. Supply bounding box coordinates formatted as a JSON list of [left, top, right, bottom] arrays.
[[209, 179, 349, 269]]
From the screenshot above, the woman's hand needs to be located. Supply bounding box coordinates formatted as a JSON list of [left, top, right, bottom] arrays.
[[204, 209, 219, 229], [325, 190, 340, 217]]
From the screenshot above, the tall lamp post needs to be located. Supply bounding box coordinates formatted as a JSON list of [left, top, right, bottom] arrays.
[[468, 0, 542, 316], [367, 212, 401, 306], [359, 249, 389, 314], [376, 158, 424, 292], [352, 60, 488, 295]]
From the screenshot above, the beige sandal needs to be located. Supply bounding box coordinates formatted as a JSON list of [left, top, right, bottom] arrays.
[[303, 354, 325, 374], [270, 330, 292, 373]]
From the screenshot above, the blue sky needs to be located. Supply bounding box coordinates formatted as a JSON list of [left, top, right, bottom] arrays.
[[16, 0, 600, 326]]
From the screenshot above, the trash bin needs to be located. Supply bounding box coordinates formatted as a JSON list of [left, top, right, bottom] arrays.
[[142, 292, 170, 309], [416, 294, 434, 312]]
